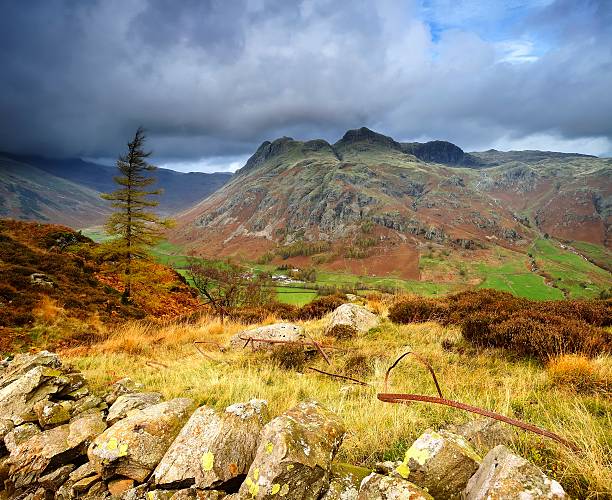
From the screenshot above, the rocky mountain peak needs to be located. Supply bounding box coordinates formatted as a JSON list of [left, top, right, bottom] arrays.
[[334, 127, 402, 151], [401, 140, 469, 165]]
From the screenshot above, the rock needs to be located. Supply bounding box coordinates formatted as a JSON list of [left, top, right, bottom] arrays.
[[72, 394, 103, 417], [0, 352, 60, 390], [357, 473, 433, 500], [7, 413, 105, 489], [324, 304, 379, 339], [107, 478, 135, 497], [154, 399, 269, 489], [30, 273, 55, 288], [374, 461, 401, 475], [0, 365, 67, 425], [107, 392, 163, 425], [83, 480, 109, 499], [34, 399, 73, 428], [393, 429, 480, 499], [73, 474, 101, 493], [0, 417, 15, 452], [448, 419, 514, 453], [464, 445, 566, 499], [105, 378, 144, 405], [4, 423, 41, 454], [320, 464, 371, 500], [57, 373, 87, 398], [38, 464, 75, 490], [230, 323, 305, 351], [238, 400, 345, 499], [88, 398, 193, 482]]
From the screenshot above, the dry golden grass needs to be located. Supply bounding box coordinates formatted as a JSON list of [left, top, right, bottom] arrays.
[[547, 354, 612, 394], [32, 296, 65, 324], [66, 316, 612, 498]]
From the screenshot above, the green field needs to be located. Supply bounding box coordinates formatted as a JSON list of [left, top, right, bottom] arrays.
[[81, 229, 611, 303]]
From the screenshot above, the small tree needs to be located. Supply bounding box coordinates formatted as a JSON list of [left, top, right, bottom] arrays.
[[187, 258, 275, 321], [101, 127, 169, 303]]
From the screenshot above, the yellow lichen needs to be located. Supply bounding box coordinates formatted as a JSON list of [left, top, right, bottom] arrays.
[[265, 442, 274, 454], [249, 481, 259, 497], [118, 443, 129, 457], [280, 484, 289, 496], [405, 443, 432, 466], [107, 437, 118, 451], [286, 464, 294, 471], [271, 484, 281, 495], [201, 451, 214, 472], [395, 462, 410, 479], [253, 468, 260, 481]]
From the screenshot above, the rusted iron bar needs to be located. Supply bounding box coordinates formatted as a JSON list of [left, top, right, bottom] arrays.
[[238, 336, 346, 351], [145, 360, 168, 369], [377, 393, 579, 452], [384, 351, 443, 398], [308, 367, 371, 386], [193, 341, 223, 362]]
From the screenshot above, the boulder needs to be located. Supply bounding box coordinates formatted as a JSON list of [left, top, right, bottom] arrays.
[[464, 445, 566, 499], [0, 417, 15, 452], [88, 398, 193, 482], [107, 478, 135, 497], [393, 429, 480, 499], [357, 473, 433, 500], [0, 364, 68, 425], [4, 423, 41, 454], [230, 323, 305, 351], [0, 351, 60, 389], [238, 400, 345, 499], [104, 377, 144, 405], [447, 419, 514, 453], [154, 399, 269, 489], [320, 464, 371, 500], [7, 413, 106, 489], [34, 399, 73, 428], [324, 304, 379, 339], [106, 392, 163, 425], [38, 464, 75, 490]]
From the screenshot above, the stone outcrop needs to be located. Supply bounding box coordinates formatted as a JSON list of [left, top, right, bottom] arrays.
[[464, 445, 566, 499], [238, 400, 345, 499], [325, 303, 380, 339], [0, 353, 572, 499], [393, 429, 481, 499], [154, 399, 268, 489], [88, 398, 193, 481], [358, 473, 433, 499], [230, 323, 305, 351], [106, 392, 163, 425]]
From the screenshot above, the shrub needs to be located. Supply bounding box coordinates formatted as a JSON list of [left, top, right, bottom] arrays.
[[328, 324, 357, 340], [269, 345, 308, 371], [547, 355, 611, 393], [388, 297, 449, 324], [342, 353, 372, 377], [297, 294, 346, 320]]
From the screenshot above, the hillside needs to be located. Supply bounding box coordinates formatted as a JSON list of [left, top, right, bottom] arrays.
[[171, 128, 611, 286], [0, 219, 200, 352], [0, 153, 233, 226], [0, 156, 111, 227]]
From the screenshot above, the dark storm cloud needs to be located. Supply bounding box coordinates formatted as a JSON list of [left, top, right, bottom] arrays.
[[0, 0, 611, 171]]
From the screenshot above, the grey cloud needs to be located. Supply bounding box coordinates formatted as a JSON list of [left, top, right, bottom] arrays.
[[0, 0, 610, 171]]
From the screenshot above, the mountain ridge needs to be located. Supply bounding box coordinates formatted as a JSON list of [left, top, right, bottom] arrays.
[[172, 127, 610, 279]]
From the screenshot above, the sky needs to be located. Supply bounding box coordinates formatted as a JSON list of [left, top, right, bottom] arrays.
[[1, 0, 611, 173]]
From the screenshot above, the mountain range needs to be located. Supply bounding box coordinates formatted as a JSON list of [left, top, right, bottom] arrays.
[[0, 152, 232, 228], [172, 127, 611, 278]]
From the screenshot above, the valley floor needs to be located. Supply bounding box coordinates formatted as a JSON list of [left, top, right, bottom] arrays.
[[65, 311, 612, 498]]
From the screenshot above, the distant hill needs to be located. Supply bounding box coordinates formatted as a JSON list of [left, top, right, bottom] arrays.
[[0, 156, 111, 228], [172, 127, 611, 280], [0, 152, 233, 227]]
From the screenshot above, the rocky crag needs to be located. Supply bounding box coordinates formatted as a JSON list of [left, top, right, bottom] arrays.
[[0, 349, 566, 499], [172, 127, 610, 272]]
